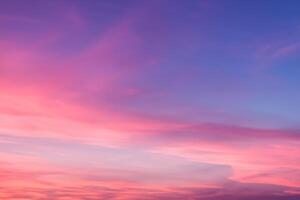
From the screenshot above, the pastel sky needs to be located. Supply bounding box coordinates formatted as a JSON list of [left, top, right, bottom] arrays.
[[1, 0, 300, 199]]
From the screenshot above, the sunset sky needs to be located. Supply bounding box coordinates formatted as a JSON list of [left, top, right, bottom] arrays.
[[1, 0, 300, 199]]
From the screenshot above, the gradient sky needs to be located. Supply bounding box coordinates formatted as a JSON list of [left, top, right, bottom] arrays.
[[1, 0, 300, 199]]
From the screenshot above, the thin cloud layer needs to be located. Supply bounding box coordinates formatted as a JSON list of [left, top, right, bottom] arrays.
[[0, 0, 300, 199]]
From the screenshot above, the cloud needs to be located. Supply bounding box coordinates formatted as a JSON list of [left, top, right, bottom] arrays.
[[0, 1, 300, 199], [256, 42, 300, 61]]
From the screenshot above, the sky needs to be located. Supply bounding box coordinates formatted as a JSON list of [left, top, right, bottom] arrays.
[[0, 0, 300, 199]]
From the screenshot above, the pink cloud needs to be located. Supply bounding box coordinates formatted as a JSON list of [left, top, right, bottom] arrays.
[[0, 2, 299, 199]]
